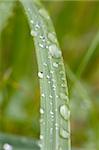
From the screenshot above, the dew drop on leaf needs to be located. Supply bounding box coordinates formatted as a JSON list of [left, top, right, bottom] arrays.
[[60, 93, 68, 100], [38, 72, 43, 79], [60, 105, 70, 120], [53, 62, 58, 68], [49, 44, 62, 58], [30, 19, 33, 24], [39, 8, 50, 19], [59, 128, 69, 139], [30, 30, 37, 37], [40, 134, 43, 140], [41, 93, 45, 98], [48, 33, 57, 43], [40, 108, 44, 114]]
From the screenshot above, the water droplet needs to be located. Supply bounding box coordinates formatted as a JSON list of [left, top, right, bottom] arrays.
[[61, 84, 66, 88], [60, 128, 69, 139], [40, 135, 43, 140], [49, 95, 52, 98], [60, 93, 68, 100], [31, 30, 37, 37], [39, 43, 45, 48], [46, 75, 50, 79], [55, 123, 58, 127], [60, 71, 64, 75], [50, 70, 54, 74], [50, 111, 54, 115], [60, 105, 70, 120], [30, 20, 33, 24], [56, 95, 59, 98], [3, 143, 13, 150], [35, 23, 40, 30], [48, 81, 51, 84], [40, 35, 46, 41], [48, 33, 57, 43], [53, 62, 58, 68], [39, 9, 50, 19], [43, 62, 47, 66], [41, 93, 45, 97], [40, 108, 44, 114], [49, 44, 62, 58], [38, 72, 43, 79]]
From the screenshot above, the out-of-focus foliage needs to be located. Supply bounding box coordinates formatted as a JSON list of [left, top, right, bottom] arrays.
[[0, 0, 99, 150]]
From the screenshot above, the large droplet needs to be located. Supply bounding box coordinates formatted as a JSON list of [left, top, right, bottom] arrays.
[[48, 33, 57, 43], [39, 8, 50, 19], [3, 143, 13, 150], [60, 105, 70, 120], [38, 72, 43, 79], [60, 128, 69, 139], [49, 44, 62, 58]]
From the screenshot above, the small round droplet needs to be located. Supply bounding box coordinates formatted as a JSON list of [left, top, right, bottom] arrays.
[[40, 135, 43, 140], [60, 105, 70, 120], [60, 93, 68, 100], [48, 33, 57, 43], [39, 8, 50, 19], [61, 83, 66, 88], [40, 108, 44, 114], [35, 23, 40, 29], [49, 95, 52, 99], [43, 62, 47, 66], [3, 143, 13, 150], [40, 35, 46, 42], [31, 30, 37, 37], [38, 72, 43, 79], [50, 111, 54, 115], [49, 44, 62, 58], [60, 128, 69, 139], [41, 93, 45, 97], [30, 20, 33, 24], [53, 62, 58, 68], [39, 43, 45, 48], [46, 75, 50, 79]]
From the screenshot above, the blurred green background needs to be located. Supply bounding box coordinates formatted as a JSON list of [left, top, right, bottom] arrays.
[[0, 0, 99, 149]]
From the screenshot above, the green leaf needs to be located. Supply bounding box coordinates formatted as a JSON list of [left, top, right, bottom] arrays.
[[19, 0, 71, 150]]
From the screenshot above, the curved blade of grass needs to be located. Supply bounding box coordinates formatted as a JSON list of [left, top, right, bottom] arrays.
[[0, 132, 39, 150], [20, 0, 71, 150], [0, 0, 15, 76], [76, 31, 99, 77]]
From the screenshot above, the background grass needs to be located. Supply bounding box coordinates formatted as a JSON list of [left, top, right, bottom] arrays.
[[0, 0, 99, 149]]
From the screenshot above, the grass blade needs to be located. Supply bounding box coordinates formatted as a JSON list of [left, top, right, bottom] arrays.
[[0, 1, 14, 32], [19, 0, 71, 150], [76, 31, 99, 77]]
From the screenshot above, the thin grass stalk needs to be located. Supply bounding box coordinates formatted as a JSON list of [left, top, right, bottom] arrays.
[[20, 0, 71, 150]]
